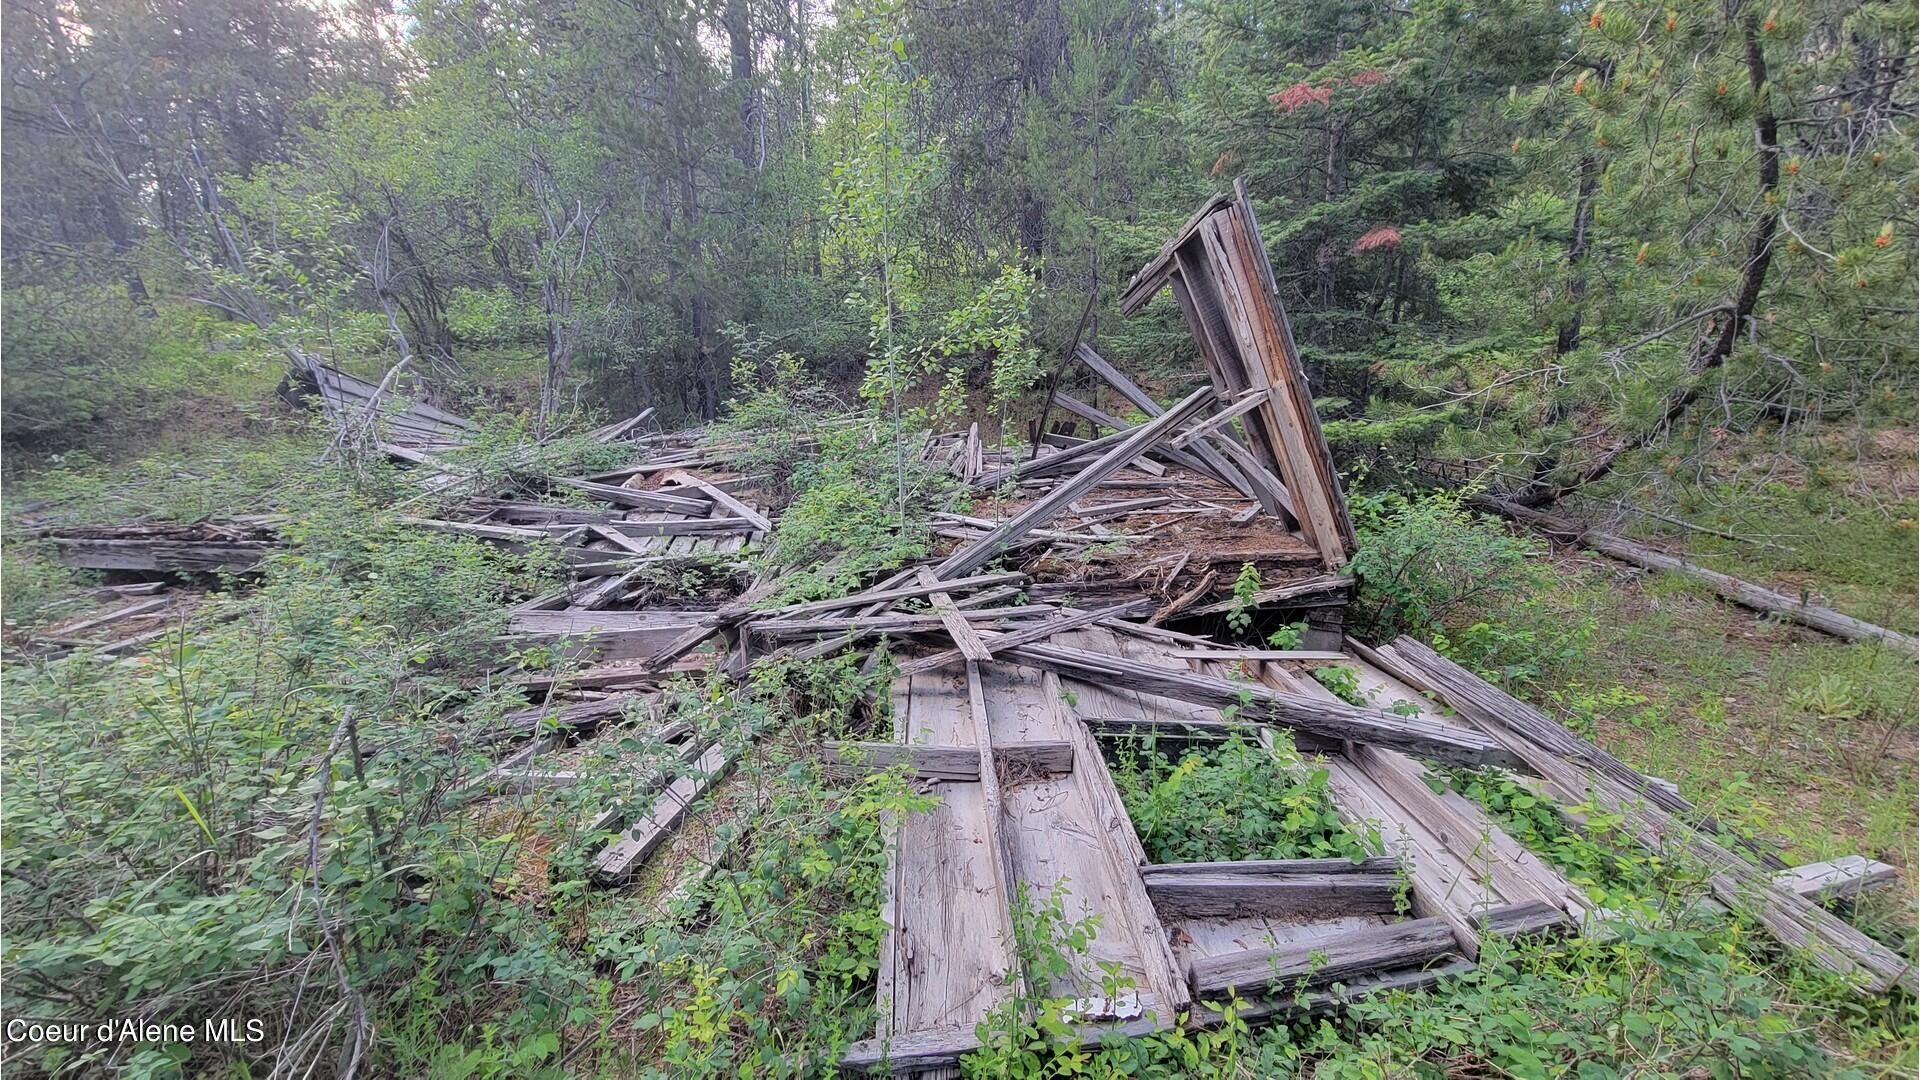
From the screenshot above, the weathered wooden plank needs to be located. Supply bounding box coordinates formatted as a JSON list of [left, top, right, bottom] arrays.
[[1198, 213, 1347, 567], [1775, 856, 1900, 903], [1377, 638, 1914, 996], [509, 610, 706, 661], [821, 740, 1074, 781], [549, 476, 710, 515], [986, 637, 1524, 769], [1143, 863, 1400, 920], [43, 598, 171, 639], [1477, 900, 1574, 943], [48, 538, 272, 573], [752, 605, 1051, 641], [1228, 182, 1359, 556], [895, 601, 1152, 677], [593, 739, 733, 882], [1165, 649, 1347, 663], [660, 469, 773, 532], [920, 568, 993, 661], [881, 666, 1021, 1045], [589, 406, 655, 442], [1169, 390, 1266, 450], [1188, 915, 1458, 998], [770, 571, 1028, 619], [547, 518, 757, 537]]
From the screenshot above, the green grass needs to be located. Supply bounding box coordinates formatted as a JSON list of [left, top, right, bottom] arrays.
[[1451, 553, 1918, 875]]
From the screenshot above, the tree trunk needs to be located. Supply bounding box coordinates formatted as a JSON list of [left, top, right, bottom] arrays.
[[1516, 14, 1780, 507]]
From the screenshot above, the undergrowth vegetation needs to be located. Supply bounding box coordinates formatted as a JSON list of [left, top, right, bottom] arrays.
[[1112, 732, 1376, 865]]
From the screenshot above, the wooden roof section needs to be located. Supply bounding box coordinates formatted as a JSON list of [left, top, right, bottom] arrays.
[[1119, 180, 1358, 568]]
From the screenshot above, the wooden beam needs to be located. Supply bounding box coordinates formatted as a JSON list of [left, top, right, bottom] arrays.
[[1186, 573, 1351, 615], [895, 600, 1151, 677], [919, 568, 992, 661], [822, 739, 1074, 781], [935, 387, 1215, 579], [1164, 649, 1348, 662], [1142, 857, 1401, 919], [1068, 346, 1280, 516], [660, 469, 773, 532], [992, 637, 1523, 769], [772, 571, 1026, 619], [1774, 856, 1899, 904], [1169, 390, 1265, 450], [549, 476, 710, 515], [1189, 915, 1458, 998], [593, 739, 733, 882]]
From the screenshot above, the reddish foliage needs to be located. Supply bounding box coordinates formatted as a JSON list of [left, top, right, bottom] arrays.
[[1269, 81, 1335, 113], [1347, 70, 1385, 87], [1352, 226, 1402, 253]]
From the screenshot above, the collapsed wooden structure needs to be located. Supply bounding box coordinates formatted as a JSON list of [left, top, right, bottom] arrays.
[[17, 188, 1907, 1071], [431, 191, 1904, 1071]]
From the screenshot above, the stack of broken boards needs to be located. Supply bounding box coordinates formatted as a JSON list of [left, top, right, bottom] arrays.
[[841, 627, 1910, 1073], [472, 448, 777, 666], [37, 518, 283, 573], [286, 359, 477, 457], [922, 436, 1350, 640]]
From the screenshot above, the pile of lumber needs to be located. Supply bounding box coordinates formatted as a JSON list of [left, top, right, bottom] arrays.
[[38, 519, 282, 573]]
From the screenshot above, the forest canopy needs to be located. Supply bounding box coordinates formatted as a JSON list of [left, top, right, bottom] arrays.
[[4, 0, 1912, 508]]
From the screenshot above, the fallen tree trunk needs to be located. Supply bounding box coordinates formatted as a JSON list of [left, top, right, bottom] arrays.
[[1473, 494, 1917, 654]]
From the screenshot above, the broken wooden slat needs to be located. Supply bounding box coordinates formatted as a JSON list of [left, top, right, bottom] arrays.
[[1775, 856, 1899, 903], [659, 469, 773, 532], [549, 476, 710, 515], [1189, 915, 1458, 998], [895, 600, 1152, 677], [44, 598, 171, 639], [772, 571, 1027, 619], [821, 739, 1074, 781], [593, 739, 733, 882], [935, 387, 1215, 580], [509, 610, 706, 662], [750, 605, 1053, 641], [1165, 648, 1347, 663], [549, 518, 758, 537], [1168, 389, 1266, 450], [1185, 573, 1352, 615], [590, 406, 655, 442], [1476, 900, 1574, 943], [643, 572, 789, 670], [48, 538, 272, 573], [918, 568, 992, 661], [1067, 346, 1277, 516]]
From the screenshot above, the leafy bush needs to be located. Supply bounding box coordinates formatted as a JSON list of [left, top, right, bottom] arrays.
[[708, 351, 844, 487], [1113, 733, 1375, 864], [0, 282, 155, 441], [761, 421, 959, 603], [1346, 487, 1541, 640]]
